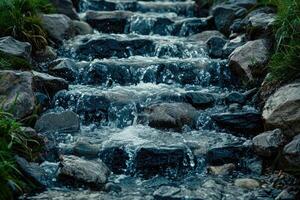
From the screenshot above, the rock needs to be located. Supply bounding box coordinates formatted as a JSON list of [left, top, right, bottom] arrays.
[[35, 92, 51, 111], [41, 14, 74, 43], [228, 103, 242, 113], [222, 34, 246, 57], [50, 0, 79, 20], [211, 112, 263, 135], [104, 183, 122, 193], [188, 30, 226, 42], [142, 103, 199, 130], [212, 5, 236, 35], [263, 83, 300, 137], [207, 36, 227, 58], [176, 17, 212, 36], [33, 46, 57, 62], [229, 39, 271, 82], [225, 91, 246, 104], [0, 36, 32, 62], [58, 155, 110, 189], [247, 12, 276, 39], [183, 92, 215, 109], [234, 178, 260, 189], [253, 129, 286, 157], [283, 135, 300, 167], [48, 58, 78, 82], [32, 71, 68, 97], [72, 20, 93, 35], [207, 163, 235, 175], [84, 11, 133, 33], [275, 188, 298, 200], [73, 141, 100, 158], [15, 156, 47, 188], [34, 111, 80, 134], [0, 70, 35, 119]]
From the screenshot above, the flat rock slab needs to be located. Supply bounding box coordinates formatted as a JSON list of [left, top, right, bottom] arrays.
[[0, 36, 32, 61]]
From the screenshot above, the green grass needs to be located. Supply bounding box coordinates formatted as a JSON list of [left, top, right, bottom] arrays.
[[0, 109, 41, 200], [0, 0, 54, 51], [259, 0, 300, 82]]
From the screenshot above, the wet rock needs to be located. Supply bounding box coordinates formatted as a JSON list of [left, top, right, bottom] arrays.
[[176, 17, 212, 36], [211, 112, 263, 135], [73, 141, 100, 158], [253, 129, 286, 157], [275, 187, 298, 200], [247, 12, 276, 39], [187, 30, 226, 43], [32, 71, 69, 97], [234, 178, 260, 189], [48, 58, 78, 82], [143, 103, 199, 130], [207, 36, 227, 58], [34, 111, 80, 134], [228, 103, 242, 113], [50, 0, 79, 20], [136, 146, 191, 177], [283, 135, 300, 167], [0, 70, 35, 119], [212, 5, 236, 35], [222, 34, 246, 57], [72, 20, 93, 35], [183, 92, 215, 109], [207, 146, 248, 166], [15, 156, 47, 188], [84, 11, 133, 33], [263, 83, 300, 137], [225, 91, 246, 104], [104, 182, 122, 193], [100, 146, 129, 174], [80, 0, 137, 12], [41, 14, 74, 43], [35, 92, 51, 111], [229, 39, 271, 82], [207, 163, 235, 175], [58, 155, 110, 189], [0, 36, 32, 61]]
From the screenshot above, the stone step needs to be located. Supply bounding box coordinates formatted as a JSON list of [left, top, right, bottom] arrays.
[[60, 33, 208, 60], [80, 0, 195, 17], [83, 10, 212, 36]]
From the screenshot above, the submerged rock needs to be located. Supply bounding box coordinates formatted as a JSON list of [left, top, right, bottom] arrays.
[[34, 111, 80, 134], [57, 155, 110, 189], [263, 83, 300, 137]]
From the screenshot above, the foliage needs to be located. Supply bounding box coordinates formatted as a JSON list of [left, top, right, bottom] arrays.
[[0, 108, 40, 200], [0, 0, 54, 51], [0, 52, 31, 70], [260, 0, 300, 81]]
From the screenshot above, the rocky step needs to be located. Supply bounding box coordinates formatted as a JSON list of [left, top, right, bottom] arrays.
[[60, 33, 207, 60], [49, 56, 230, 86], [83, 11, 212, 36], [58, 125, 257, 178], [80, 0, 195, 17]]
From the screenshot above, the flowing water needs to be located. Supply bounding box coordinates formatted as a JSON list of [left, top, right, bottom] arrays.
[[28, 0, 283, 199]]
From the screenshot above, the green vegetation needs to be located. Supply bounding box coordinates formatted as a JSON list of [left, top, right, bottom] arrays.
[[0, 52, 31, 70], [0, 108, 41, 200], [260, 0, 300, 82], [0, 0, 54, 51]]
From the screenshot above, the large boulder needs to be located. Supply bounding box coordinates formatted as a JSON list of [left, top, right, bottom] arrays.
[[34, 111, 80, 134], [48, 58, 78, 82], [32, 71, 68, 97], [0, 36, 32, 62], [141, 103, 199, 131], [72, 20, 93, 35], [247, 12, 276, 39], [41, 14, 74, 43], [229, 39, 271, 82], [212, 5, 236, 35], [263, 83, 300, 137], [57, 155, 110, 189], [50, 0, 79, 20], [283, 135, 300, 167], [252, 129, 286, 157], [0, 70, 35, 119]]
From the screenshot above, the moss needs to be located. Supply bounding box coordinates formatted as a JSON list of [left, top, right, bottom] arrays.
[[0, 0, 54, 51]]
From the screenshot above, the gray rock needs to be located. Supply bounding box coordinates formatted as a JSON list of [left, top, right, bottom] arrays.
[[142, 103, 199, 130], [207, 163, 235, 175], [34, 111, 80, 134], [234, 178, 260, 189], [263, 83, 300, 137], [183, 92, 215, 109], [73, 141, 100, 158], [212, 5, 236, 34], [247, 12, 276, 39], [283, 135, 300, 167], [32, 71, 69, 97], [58, 155, 110, 189], [207, 36, 227, 58], [229, 39, 271, 82], [225, 91, 246, 104], [72, 20, 93, 35], [41, 14, 74, 42], [0, 70, 35, 119], [34, 46, 57, 62], [0, 36, 32, 61], [222, 34, 246, 57], [15, 156, 47, 188], [50, 0, 79, 20], [253, 129, 286, 157], [188, 30, 226, 43], [48, 58, 78, 82], [275, 188, 298, 200]]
